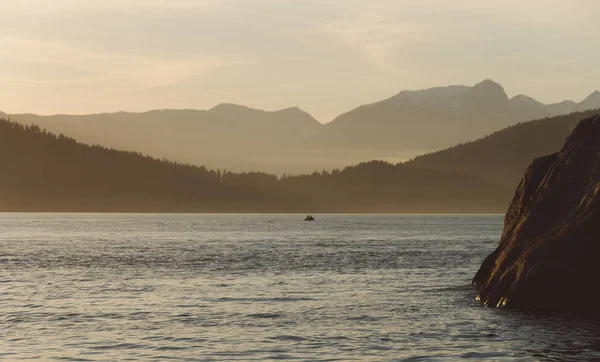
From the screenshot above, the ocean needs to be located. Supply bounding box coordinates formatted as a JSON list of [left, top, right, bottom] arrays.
[[2, 213, 600, 361]]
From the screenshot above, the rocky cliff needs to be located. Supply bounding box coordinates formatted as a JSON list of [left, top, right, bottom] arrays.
[[473, 113, 600, 311]]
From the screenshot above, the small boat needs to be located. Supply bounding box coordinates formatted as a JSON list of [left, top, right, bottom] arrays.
[[304, 215, 315, 221]]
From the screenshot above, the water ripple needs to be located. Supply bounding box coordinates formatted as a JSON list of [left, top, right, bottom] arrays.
[[3, 213, 599, 361]]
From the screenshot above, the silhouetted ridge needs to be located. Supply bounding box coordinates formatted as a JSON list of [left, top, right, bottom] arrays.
[[209, 103, 254, 113], [467, 79, 508, 101], [385, 85, 470, 108], [0, 120, 221, 211], [6, 80, 599, 174], [509, 94, 543, 104], [578, 90, 600, 111], [208, 103, 319, 125], [323, 79, 599, 153], [0, 118, 511, 213], [405, 109, 600, 186], [462, 79, 509, 114], [275, 106, 314, 118]]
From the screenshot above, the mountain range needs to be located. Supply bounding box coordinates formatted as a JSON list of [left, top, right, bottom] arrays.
[[323, 80, 600, 151], [4, 80, 599, 174], [0, 118, 510, 213]]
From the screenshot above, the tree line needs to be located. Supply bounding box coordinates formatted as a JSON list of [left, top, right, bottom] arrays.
[[0, 118, 511, 213]]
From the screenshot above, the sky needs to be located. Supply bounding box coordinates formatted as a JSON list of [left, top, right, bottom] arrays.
[[0, 0, 598, 122]]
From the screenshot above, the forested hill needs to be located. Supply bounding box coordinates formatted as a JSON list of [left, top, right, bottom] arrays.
[[8, 81, 599, 175], [0, 119, 511, 213], [0, 121, 222, 212], [405, 109, 600, 187]]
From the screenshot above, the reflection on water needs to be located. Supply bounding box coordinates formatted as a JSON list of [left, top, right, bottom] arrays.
[[1, 213, 600, 361]]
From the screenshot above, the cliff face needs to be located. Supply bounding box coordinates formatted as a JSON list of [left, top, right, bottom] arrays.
[[473, 113, 600, 311]]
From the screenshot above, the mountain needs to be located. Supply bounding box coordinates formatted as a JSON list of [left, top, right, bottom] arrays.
[[547, 100, 578, 115], [9, 106, 325, 174], [507, 95, 550, 121], [6, 80, 599, 174], [0, 117, 511, 213], [405, 109, 600, 187], [463, 79, 510, 114], [324, 80, 600, 153], [577, 91, 600, 111], [208, 103, 320, 130]]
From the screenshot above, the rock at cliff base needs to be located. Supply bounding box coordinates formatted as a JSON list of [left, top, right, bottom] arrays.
[[473, 113, 600, 311]]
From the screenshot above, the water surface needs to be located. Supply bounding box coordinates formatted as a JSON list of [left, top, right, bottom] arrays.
[[2, 214, 600, 361]]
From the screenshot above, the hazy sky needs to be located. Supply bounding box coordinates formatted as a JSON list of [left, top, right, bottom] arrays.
[[1, 0, 598, 122]]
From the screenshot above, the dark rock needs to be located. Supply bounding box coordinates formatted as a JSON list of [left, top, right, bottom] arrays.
[[473, 113, 600, 311]]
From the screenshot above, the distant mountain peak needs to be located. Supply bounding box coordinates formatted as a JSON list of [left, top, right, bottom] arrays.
[[277, 106, 313, 117], [275, 106, 321, 125], [583, 90, 600, 101], [384, 84, 470, 108], [383, 79, 509, 110], [209, 103, 255, 113], [278, 106, 303, 113], [209, 103, 313, 116], [206, 103, 320, 128], [577, 90, 600, 111], [475, 78, 499, 86], [511, 94, 536, 101], [509, 94, 545, 106], [554, 100, 577, 105], [464, 79, 509, 109], [472, 79, 506, 93]]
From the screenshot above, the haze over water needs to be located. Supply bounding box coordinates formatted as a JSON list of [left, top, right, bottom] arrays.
[[3, 213, 600, 361]]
